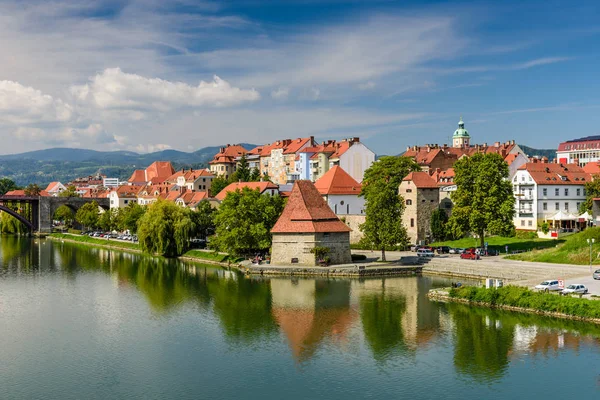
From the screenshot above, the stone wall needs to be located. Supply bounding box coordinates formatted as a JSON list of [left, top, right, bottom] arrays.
[[342, 215, 365, 244], [271, 231, 352, 266]]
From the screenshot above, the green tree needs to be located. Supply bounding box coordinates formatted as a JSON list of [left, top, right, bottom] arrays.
[[192, 200, 215, 240], [76, 201, 99, 230], [249, 168, 261, 182], [234, 154, 251, 182], [0, 178, 19, 195], [137, 199, 197, 257], [447, 153, 515, 248], [24, 183, 41, 197], [54, 205, 75, 227], [430, 208, 449, 242], [118, 202, 145, 233], [59, 184, 79, 197], [359, 156, 420, 261], [0, 212, 28, 234], [580, 175, 600, 213], [211, 176, 229, 197], [98, 208, 121, 231], [211, 188, 285, 256]]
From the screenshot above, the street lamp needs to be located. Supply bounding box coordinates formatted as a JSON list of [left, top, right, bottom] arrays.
[[587, 238, 595, 273]]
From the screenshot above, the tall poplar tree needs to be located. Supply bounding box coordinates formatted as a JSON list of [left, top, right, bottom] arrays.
[[447, 153, 515, 247]]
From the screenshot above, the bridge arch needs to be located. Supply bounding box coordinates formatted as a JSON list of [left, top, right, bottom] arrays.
[[0, 205, 34, 232]]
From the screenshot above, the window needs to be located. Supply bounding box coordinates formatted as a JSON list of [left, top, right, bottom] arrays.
[[543, 188, 547, 196], [543, 202, 547, 211], [340, 200, 345, 205], [124, 200, 128, 204], [577, 188, 581, 196], [347, 204, 350, 214], [555, 188, 559, 196], [577, 202, 581, 209], [410, 218, 414, 227], [406, 199, 412, 205], [521, 220, 525, 226], [521, 176, 525, 182], [528, 220, 533, 227], [406, 188, 412, 193], [565, 188, 569, 196], [565, 202, 569, 211], [528, 189, 532, 197], [555, 202, 559, 210], [584, 189, 587, 196], [334, 204, 337, 213]]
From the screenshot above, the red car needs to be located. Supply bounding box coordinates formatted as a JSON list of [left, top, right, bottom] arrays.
[[460, 248, 480, 260]]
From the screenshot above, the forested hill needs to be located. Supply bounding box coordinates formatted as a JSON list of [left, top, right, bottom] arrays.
[[519, 145, 555, 160], [0, 144, 257, 186]]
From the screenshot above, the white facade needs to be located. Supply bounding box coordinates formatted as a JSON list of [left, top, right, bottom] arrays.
[[109, 191, 138, 209], [323, 194, 365, 216], [512, 169, 586, 230], [103, 178, 119, 188], [330, 142, 375, 183]]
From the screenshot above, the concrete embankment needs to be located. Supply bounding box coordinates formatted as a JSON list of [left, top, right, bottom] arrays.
[[239, 263, 422, 277], [428, 288, 600, 324]]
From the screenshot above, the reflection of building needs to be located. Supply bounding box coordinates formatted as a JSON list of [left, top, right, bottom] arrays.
[[510, 326, 600, 358], [270, 279, 354, 361]]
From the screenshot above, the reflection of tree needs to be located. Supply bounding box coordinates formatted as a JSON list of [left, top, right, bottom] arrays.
[[448, 304, 515, 381], [0, 235, 33, 271], [360, 292, 407, 361]]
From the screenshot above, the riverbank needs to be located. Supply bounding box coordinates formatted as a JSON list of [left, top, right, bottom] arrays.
[[47, 233, 241, 267], [240, 261, 422, 277], [428, 286, 600, 324]]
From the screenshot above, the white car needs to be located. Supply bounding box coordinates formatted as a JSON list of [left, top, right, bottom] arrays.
[[416, 249, 435, 257], [561, 284, 588, 295], [535, 280, 561, 292]]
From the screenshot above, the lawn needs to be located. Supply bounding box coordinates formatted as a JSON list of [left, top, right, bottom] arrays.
[[431, 235, 562, 253], [50, 233, 141, 251], [506, 227, 600, 265], [182, 249, 244, 264]]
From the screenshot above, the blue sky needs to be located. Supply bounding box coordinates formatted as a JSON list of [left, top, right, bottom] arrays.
[[0, 0, 598, 155]]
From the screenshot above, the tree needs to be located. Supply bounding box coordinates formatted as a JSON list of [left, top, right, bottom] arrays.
[[447, 153, 515, 248], [137, 199, 197, 257], [234, 154, 251, 182], [118, 202, 145, 233], [211, 176, 229, 197], [249, 168, 261, 182], [430, 208, 449, 242], [359, 156, 420, 261], [76, 201, 99, 230], [192, 200, 215, 240], [59, 184, 79, 197], [98, 208, 121, 231], [211, 188, 285, 256], [0, 178, 19, 195], [580, 175, 600, 213], [24, 183, 41, 197], [54, 205, 75, 227]]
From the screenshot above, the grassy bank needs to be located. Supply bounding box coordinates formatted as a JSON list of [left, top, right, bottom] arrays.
[[507, 228, 600, 265], [431, 235, 560, 253], [448, 285, 600, 320], [182, 250, 244, 264]]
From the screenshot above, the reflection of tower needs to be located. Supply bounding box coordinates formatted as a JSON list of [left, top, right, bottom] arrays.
[[270, 279, 354, 362], [453, 116, 471, 148]]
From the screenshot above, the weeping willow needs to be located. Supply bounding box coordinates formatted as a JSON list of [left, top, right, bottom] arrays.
[[0, 211, 29, 234]]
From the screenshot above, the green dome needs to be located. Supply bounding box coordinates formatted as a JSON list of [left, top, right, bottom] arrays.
[[453, 116, 470, 138]]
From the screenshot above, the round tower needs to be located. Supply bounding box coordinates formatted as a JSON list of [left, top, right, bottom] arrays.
[[453, 116, 470, 148]]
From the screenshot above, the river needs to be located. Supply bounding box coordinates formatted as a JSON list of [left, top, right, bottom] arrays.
[[1, 236, 599, 399]]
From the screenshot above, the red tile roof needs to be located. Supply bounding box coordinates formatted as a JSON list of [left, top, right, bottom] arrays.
[[4, 189, 50, 197], [558, 137, 600, 152], [403, 172, 439, 188], [583, 162, 600, 175], [283, 137, 313, 155], [215, 181, 279, 201], [128, 169, 146, 183], [271, 180, 351, 233], [209, 144, 248, 164], [518, 162, 590, 185], [45, 182, 63, 192], [314, 166, 361, 195], [146, 161, 175, 181]]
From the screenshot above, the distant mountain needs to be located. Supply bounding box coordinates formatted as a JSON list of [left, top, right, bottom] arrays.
[[0, 144, 257, 186], [518, 145, 556, 161]]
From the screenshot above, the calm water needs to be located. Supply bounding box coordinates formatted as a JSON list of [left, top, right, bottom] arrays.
[[1, 237, 599, 399]]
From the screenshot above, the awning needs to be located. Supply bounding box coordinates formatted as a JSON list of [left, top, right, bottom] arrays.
[[550, 210, 577, 221], [578, 211, 592, 222]]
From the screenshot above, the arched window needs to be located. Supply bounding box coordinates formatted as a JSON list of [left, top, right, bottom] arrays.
[[406, 199, 412, 205]]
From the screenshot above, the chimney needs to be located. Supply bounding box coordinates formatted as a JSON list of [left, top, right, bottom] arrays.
[[495, 141, 500, 148], [483, 142, 487, 147], [511, 140, 515, 145]]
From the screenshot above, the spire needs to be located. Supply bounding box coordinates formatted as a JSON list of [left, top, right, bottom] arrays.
[[458, 115, 464, 128]]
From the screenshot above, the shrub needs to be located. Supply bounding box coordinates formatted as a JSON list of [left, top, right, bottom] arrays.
[[515, 230, 537, 240], [67, 229, 82, 235], [540, 222, 550, 234]]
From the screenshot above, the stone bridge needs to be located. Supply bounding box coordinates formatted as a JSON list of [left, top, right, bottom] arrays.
[[0, 195, 110, 234]]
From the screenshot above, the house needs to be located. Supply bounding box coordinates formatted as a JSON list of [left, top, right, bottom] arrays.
[[512, 160, 589, 231], [165, 168, 214, 193], [399, 172, 440, 244], [271, 180, 352, 266], [557, 135, 600, 166], [326, 138, 375, 183], [109, 185, 143, 209], [128, 161, 175, 185], [314, 166, 365, 244], [215, 181, 279, 202], [175, 191, 210, 210], [209, 144, 248, 179], [45, 182, 66, 196]]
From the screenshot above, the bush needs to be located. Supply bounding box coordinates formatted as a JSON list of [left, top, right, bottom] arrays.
[[67, 229, 82, 235], [351, 254, 367, 261], [515, 230, 537, 240], [449, 285, 600, 319]]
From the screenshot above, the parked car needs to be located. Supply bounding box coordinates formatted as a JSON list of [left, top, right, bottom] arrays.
[[448, 248, 457, 254], [456, 248, 466, 254], [486, 249, 499, 256], [593, 269, 600, 280], [460, 248, 479, 260], [410, 245, 418, 252], [561, 284, 588, 295], [436, 246, 451, 254], [417, 249, 435, 257], [534, 280, 561, 292]]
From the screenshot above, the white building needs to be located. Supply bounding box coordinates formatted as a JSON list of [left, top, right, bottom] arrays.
[[557, 135, 600, 166], [103, 178, 120, 188], [327, 139, 375, 183], [512, 161, 589, 231], [314, 166, 365, 215]]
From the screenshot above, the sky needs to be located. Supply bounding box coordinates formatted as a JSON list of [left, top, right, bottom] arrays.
[[0, 0, 599, 156]]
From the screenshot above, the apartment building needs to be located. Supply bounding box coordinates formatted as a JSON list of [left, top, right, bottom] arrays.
[[209, 144, 248, 179], [557, 135, 600, 166]]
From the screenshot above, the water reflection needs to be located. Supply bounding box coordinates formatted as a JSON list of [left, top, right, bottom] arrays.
[[1, 236, 599, 382]]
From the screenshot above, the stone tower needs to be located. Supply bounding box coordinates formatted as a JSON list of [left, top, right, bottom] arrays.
[[452, 116, 470, 148]]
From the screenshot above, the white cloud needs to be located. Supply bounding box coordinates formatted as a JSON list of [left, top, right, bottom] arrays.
[[13, 124, 117, 146], [271, 87, 289, 100], [0, 80, 73, 125], [71, 68, 260, 111], [358, 81, 376, 90], [134, 143, 173, 153]]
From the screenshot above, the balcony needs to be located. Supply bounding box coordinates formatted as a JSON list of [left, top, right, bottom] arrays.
[[518, 209, 533, 216]]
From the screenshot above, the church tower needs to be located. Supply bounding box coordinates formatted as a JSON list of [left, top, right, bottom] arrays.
[[452, 116, 470, 148]]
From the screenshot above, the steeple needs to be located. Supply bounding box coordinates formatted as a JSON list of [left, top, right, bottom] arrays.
[[452, 116, 470, 148]]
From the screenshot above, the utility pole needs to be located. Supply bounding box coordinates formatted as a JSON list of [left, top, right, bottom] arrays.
[[587, 238, 595, 273]]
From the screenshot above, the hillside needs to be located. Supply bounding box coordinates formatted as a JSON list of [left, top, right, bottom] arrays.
[[519, 145, 555, 160], [0, 144, 257, 186]]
